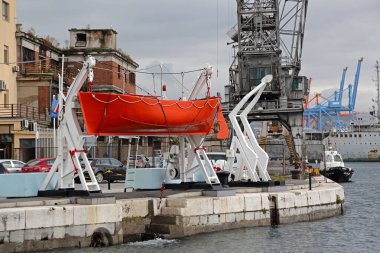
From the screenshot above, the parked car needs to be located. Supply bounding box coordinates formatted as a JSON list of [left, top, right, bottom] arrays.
[[0, 159, 25, 173], [0, 163, 10, 174], [88, 158, 126, 183], [125, 155, 150, 168], [21, 158, 55, 173]]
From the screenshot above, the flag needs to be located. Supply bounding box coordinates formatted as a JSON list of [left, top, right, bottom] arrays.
[[49, 95, 59, 118]]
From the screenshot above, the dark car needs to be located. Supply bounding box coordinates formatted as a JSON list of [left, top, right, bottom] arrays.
[[21, 158, 55, 173], [86, 158, 126, 183]]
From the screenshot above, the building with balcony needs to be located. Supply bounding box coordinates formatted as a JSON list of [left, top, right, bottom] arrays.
[[0, 0, 29, 160], [16, 24, 61, 118]]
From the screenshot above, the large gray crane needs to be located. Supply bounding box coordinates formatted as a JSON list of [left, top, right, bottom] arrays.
[[225, 0, 309, 166]]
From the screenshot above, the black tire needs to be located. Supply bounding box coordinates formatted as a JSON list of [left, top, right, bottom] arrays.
[[95, 172, 104, 183]]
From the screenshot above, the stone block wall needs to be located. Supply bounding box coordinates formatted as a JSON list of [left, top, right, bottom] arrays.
[[0, 203, 123, 253], [150, 184, 344, 238], [0, 181, 345, 252]]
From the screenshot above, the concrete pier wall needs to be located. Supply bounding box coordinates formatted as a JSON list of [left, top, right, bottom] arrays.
[[149, 183, 344, 237], [0, 178, 344, 252]]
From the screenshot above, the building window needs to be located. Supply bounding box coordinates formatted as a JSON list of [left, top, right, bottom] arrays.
[[2, 1, 9, 21], [3, 93, 8, 106], [3, 45, 9, 64], [22, 47, 34, 62], [129, 72, 136, 85], [249, 67, 272, 87], [118, 65, 121, 79], [75, 33, 87, 47]]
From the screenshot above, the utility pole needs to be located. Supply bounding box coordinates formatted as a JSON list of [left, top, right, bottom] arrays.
[[376, 61, 380, 120]]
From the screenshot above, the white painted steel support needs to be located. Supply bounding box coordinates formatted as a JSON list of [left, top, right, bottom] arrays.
[[185, 136, 220, 185], [188, 66, 213, 99], [225, 75, 272, 182], [40, 56, 100, 192]]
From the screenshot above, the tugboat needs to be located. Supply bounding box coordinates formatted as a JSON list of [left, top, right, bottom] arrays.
[[319, 146, 354, 182]]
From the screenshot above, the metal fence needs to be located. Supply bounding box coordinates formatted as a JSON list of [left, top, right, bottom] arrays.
[[35, 125, 56, 158]]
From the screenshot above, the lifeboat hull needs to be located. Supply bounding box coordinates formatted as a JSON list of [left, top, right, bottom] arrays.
[[78, 92, 228, 138]]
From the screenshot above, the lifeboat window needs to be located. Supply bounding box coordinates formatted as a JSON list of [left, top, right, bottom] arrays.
[[327, 155, 333, 163], [359, 134, 362, 138], [349, 134, 352, 137], [354, 134, 357, 138], [345, 134, 347, 138]]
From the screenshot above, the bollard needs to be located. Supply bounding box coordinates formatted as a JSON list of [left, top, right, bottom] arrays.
[[309, 171, 312, 190], [107, 172, 111, 190]]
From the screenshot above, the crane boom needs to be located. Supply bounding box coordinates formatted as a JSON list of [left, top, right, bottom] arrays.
[[350, 57, 364, 110]]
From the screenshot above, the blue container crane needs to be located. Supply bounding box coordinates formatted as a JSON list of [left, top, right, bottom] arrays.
[[304, 58, 363, 131]]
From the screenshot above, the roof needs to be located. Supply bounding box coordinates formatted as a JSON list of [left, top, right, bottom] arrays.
[[69, 28, 118, 34], [62, 48, 139, 68]]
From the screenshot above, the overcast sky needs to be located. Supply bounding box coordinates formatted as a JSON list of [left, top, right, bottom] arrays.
[[17, 0, 380, 112]]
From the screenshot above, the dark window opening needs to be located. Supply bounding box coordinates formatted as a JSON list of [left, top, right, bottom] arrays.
[[77, 33, 87, 42], [75, 33, 87, 47], [118, 65, 121, 79], [22, 47, 34, 62], [2, 1, 9, 21], [249, 67, 271, 87], [3, 45, 9, 64], [129, 72, 136, 85]]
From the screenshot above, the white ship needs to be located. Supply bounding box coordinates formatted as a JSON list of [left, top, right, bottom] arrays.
[[324, 113, 380, 161], [305, 113, 380, 162]]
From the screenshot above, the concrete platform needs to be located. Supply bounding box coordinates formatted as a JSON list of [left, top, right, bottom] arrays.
[[0, 176, 344, 253]]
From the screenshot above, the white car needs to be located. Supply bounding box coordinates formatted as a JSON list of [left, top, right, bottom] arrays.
[[0, 159, 26, 173]]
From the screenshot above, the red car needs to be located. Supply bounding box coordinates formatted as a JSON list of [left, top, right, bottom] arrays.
[[21, 158, 55, 173]]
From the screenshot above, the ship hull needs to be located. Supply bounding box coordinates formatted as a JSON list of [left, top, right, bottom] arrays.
[[304, 132, 380, 162], [320, 166, 354, 182]]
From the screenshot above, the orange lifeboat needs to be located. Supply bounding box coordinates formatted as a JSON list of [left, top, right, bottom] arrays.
[[78, 92, 228, 139]]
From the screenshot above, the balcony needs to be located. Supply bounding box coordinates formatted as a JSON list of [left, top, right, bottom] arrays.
[[0, 104, 50, 125], [19, 62, 60, 77]]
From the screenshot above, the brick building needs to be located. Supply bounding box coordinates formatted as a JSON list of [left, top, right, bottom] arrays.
[[16, 24, 61, 115], [63, 28, 138, 94]]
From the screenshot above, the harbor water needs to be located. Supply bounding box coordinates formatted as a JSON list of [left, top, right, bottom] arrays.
[[51, 162, 380, 253]]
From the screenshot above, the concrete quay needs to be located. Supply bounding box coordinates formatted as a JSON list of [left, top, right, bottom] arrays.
[[0, 176, 344, 252]]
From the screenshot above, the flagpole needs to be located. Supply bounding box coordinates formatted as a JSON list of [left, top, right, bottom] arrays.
[[53, 101, 56, 156]]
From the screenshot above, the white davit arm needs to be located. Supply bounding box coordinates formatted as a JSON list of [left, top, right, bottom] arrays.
[[226, 75, 272, 182], [188, 66, 213, 100], [40, 56, 100, 192]]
